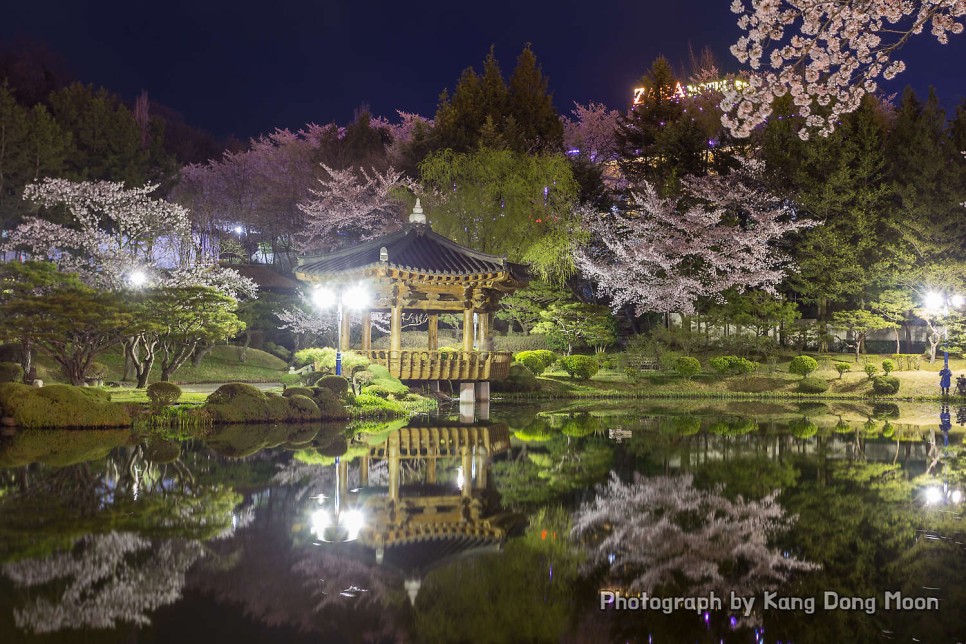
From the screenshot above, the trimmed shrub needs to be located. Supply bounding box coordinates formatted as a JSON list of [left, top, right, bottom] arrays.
[[514, 350, 557, 376], [362, 385, 395, 399], [0, 383, 131, 428], [834, 362, 850, 379], [789, 355, 818, 378], [317, 375, 350, 399], [205, 382, 321, 423], [86, 361, 109, 380], [491, 362, 541, 393], [789, 418, 819, 439], [560, 355, 599, 380], [0, 362, 23, 383], [146, 382, 182, 409], [799, 377, 829, 393], [864, 364, 878, 380], [561, 413, 601, 438], [872, 375, 900, 395], [313, 387, 349, 420], [353, 370, 375, 391], [881, 359, 895, 375], [207, 382, 263, 405], [365, 364, 411, 396], [282, 386, 315, 398], [675, 356, 701, 380], [284, 394, 322, 421], [708, 355, 757, 376]]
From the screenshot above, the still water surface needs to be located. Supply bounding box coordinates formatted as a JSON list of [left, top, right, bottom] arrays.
[[0, 400, 964, 643]]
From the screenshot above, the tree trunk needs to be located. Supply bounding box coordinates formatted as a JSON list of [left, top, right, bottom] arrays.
[[902, 322, 912, 354], [817, 298, 829, 353], [191, 342, 214, 368], [894, 327, 900, 356], [19, 337, 32, 382]]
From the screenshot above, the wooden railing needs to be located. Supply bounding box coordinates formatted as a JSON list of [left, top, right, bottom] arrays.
[[360, 350, 512, 381]]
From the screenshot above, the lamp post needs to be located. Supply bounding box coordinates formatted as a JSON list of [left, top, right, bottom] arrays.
[[923, 291, 964, 369], [312, 284, 369, 376], [309, 457, 365, 543]]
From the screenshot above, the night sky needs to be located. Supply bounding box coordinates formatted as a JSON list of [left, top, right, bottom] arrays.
[[3, 0, 965, 140]]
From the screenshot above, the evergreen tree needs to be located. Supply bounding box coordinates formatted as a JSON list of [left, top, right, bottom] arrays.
[[48, 83, 150, 185], [507, 44, 562, 152]]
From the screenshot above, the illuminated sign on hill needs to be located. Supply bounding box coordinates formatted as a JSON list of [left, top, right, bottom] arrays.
[[632, 79, 748, 105]]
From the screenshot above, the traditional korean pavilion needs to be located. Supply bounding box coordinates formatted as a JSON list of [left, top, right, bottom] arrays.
[[293, 201, 528, 385]]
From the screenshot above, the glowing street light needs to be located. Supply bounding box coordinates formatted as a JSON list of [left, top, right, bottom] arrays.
[[309, 457, 365, 543], [311, 283, 370, 376], [128, 269, 149, 288]]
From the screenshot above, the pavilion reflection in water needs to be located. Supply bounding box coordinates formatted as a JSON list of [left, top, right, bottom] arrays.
[[322, 420, 525, 603]]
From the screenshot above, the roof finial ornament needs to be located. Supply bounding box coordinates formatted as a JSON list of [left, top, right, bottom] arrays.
[[409, 198, 426, 225]]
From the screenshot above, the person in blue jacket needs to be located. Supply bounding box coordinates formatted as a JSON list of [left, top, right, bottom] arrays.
[[940, 366, 952, 396]]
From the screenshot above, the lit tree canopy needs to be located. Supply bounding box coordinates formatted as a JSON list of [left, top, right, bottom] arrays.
[[572, 472, 818, 599], [575, 165, 807, 315], [724, 0, 966, 139], [3, 178, 256, 298], [297, 163, 408, 252], [420, 147, 584, 283]]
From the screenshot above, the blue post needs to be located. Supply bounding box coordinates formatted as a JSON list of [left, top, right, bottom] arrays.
[[336, 302, 343, 376]]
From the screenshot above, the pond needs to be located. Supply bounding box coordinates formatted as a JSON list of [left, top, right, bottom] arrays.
[[0, 399, 964, 643]]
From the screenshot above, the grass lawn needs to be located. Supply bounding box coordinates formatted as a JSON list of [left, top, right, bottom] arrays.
[[34, 345, 289, 386], [518, 353, 966, 402]]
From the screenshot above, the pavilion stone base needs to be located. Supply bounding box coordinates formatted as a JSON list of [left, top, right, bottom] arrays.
[[460, 382, 475, 404], [475, 381, 489, 402]]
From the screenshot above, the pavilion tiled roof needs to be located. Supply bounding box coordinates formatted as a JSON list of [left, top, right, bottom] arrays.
[[295, 224, 528, 281]]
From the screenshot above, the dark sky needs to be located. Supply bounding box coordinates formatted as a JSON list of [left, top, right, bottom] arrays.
[[3, 0, 965, 139]]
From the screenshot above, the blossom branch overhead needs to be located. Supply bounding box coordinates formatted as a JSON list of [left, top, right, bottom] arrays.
[[724, 0, 965, 139]]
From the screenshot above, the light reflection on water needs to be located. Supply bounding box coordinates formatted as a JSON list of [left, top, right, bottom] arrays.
[[0, 401, 963, 642]]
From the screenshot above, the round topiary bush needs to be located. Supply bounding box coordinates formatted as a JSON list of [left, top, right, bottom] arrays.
[[881, 359, 895, 375], [834, 362, 850, 379], [282, 386, 315, 398], [789, 417, 819, 439], [514, 350, 557, 376], [353, 370, 375, 392], [799, 377, 829, 393], [146, 382, 182, 408], [207, 382, 263, 405], [312, 386, 349, 420], [789, 355, 818, 378], [675, 356, 701, 380], [872, 375, 900, 395], [0, 362, 23, 383], [316, 375, 350, 399], [361, 384, 394, 399], [560, 355, 599, 380]]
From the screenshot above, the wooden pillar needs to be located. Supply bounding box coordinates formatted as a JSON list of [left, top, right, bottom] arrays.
[[340, 307, 351, 352], [460, 446, 472, 498], [462, 308, 474, 352], [361, 311, 372, 351], [388, 431, 400, 501], [476, 447, 488, 489], [337, 458, 348, 504], [428, 314, 438, 350], [426, 457, 437, 484], [360, 455, 369, 487], [478, 311, 492, 351], [390, 301, 402, 353]]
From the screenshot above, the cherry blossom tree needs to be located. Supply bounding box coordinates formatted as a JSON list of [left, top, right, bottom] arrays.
[[297, 164, 409, 252], [724, 0, 965, 139], [574, 164, 808, 315], [572, 472, 818, 605], [2, 532, 205, 634], [561, 102, 621, 164], [4, 178, 256, 298]]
